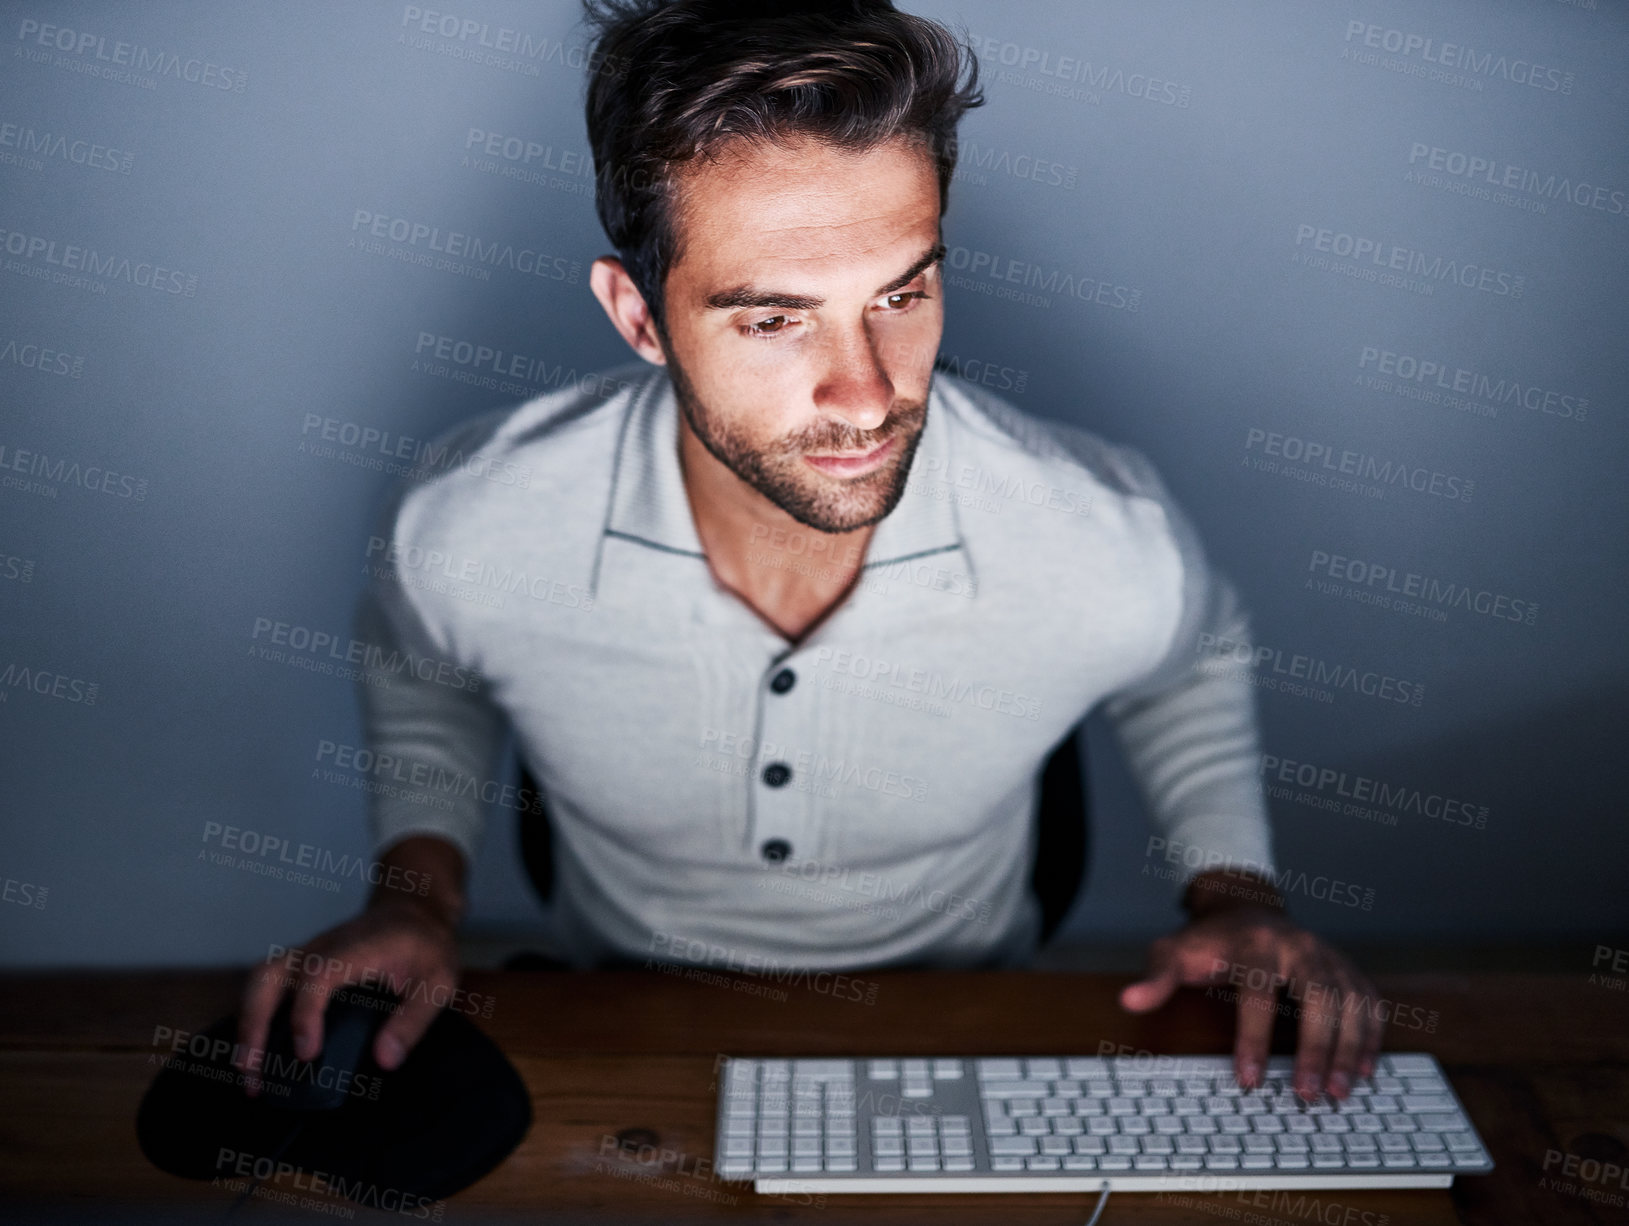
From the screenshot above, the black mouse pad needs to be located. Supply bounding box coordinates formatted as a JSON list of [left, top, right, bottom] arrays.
[[136, 995, 533, 1206]]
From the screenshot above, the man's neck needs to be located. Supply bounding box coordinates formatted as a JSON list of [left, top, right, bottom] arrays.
[[676, 414, 876, 645]]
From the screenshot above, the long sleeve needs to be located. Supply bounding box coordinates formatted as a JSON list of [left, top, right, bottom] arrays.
[[352, 487, 510, 870], [1092, 443, 1277, 896]]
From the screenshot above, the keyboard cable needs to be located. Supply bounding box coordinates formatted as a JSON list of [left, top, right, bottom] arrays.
[[1082, 1178, 1111, 1226]]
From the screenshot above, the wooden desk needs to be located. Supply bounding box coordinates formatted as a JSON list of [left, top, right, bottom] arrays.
[[1, 968, 1625, 1223]]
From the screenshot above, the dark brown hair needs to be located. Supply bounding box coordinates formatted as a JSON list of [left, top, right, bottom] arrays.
[[580, 0, 984, 340]]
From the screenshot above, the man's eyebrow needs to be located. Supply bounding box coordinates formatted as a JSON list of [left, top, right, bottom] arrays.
[[703, 240, 947, 312]]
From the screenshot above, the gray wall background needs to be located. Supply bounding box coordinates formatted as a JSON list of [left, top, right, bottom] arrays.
[[2, 0, 1625, 968]]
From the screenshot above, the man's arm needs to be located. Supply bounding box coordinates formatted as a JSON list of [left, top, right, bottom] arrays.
[[238, 484, 511, 1083], [1084, 441, 1380, 1100]]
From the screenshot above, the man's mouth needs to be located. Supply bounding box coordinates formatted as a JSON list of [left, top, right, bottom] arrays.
[[802, 434, 897, 477]]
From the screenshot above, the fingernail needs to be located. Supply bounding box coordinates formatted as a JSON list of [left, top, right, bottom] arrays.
[[1298, 1074, 1322, 1098], [1239, 1061, 1260, 1086], [377, 1035, 403, 1069], [1328, 1071, 1350, 1097]]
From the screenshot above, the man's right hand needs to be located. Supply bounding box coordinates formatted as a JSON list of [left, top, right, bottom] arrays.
[[233, 836, 466, 1095]]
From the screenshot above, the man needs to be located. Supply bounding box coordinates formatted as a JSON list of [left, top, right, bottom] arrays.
[[240, 0, 1380, 1104]]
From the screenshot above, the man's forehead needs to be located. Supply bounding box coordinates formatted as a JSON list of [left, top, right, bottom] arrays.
[[669, 132, 940, 289]]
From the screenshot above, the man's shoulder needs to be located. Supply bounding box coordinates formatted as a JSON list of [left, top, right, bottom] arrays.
[[388, 359, 655, 532], [932, 368, 1175, 512]]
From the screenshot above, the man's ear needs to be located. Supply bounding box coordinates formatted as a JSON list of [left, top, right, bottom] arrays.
[[589, 257, 668, 365]]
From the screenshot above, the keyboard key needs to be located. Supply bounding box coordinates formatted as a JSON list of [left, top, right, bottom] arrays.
[[1402, 1095, 1455, 1113], [1240, 1155, 1275, 1169], [1204, 1155, 1240, 1170], [933, 1059, 963, 1079], [867, 1059, 898, 1080], [992, 1156, 1025, 1171], [990, 1136, 1037, 1156], [1063, 1155, 1098, 1170], [1275, 1155, 1310, 1169], [1382, 1153, 1418, 1168], [983, 1081, 1053, 1098], [1383, 1054, 1438, 1075], [1134, 1155, 1171, 1170], [1026, 1058, 1063, 1079], [1099, 1155, 1133, 1171], [977, 1059, 1023, 1079], [1027, 1155, 1062, 1171]]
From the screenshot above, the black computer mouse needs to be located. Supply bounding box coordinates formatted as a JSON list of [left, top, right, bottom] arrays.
[[137, 981, 534, 1204], [258, 982, 396, 1111]]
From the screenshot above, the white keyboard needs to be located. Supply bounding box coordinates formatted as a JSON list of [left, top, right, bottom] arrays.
[[713, 1053, 1494, 1194]]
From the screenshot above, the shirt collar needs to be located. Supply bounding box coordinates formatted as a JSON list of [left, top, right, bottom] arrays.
[[597, 365, 965, 577]]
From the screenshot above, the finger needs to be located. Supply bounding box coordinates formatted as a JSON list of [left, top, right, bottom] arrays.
[[1119, 940, 1181, 1013], [288, 966, 343, 1063], [1326, 977, 1371, 1099], [1292, 969, 1342, 1101], [236, 961, 292, 1096], [1354, 974, 1384, 1080], [1231, 961, 1277, 1089], [374, 991, 444, 1070]]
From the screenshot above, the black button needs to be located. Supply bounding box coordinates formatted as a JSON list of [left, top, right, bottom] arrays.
[[761, 761, 792, 788], [770, 668, 796, 694], [760, 838, 792, 863]]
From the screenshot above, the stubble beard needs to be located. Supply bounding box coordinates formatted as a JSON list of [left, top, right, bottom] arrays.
[[666, 350, 927, 535]]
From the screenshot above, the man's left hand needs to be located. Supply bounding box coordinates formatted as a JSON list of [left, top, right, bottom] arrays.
[[1116, 872, 1381, 1101]]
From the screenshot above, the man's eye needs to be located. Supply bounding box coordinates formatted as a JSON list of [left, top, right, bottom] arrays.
[[742, 315, 792, 338], [883, 291, 931, 311]]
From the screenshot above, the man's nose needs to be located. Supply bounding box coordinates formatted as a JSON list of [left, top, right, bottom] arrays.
[[811, 324, 893, 432]]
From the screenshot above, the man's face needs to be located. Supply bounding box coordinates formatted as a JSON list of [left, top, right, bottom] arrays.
[[658, 132, 945, 534]]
